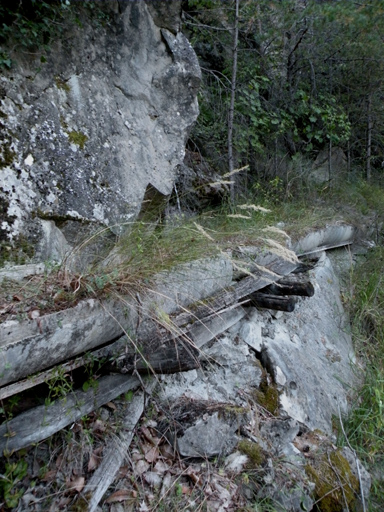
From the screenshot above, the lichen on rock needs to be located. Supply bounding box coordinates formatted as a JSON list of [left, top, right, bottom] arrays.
[[0, 0, 200, 267]]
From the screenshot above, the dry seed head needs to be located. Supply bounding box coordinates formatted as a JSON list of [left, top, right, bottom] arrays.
[[193, 222, 215, 242], [262, 226, 290, 239], [238, 204, 272, 213], [222, 165, 249, 178], [227, 214, 252, 220], [208, 180, 234, 186]]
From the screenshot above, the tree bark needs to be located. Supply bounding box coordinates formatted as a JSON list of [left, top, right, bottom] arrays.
[[228, 0, 239, 202], [366, 93, 373, 181]]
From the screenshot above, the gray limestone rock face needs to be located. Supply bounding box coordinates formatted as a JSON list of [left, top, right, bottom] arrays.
[[177, 410, 243, 458], [0, 1, 200, 265], [244, 253, 358, 433]]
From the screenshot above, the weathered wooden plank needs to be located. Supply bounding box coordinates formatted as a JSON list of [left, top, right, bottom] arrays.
[[0, 374, 140, 455], [0, 336, 131, 400], [248, 293, 297, 312], [110, 307, 248, 374], [77, 383, 154, 512], [0, 298, 138, 388], [173, 269, 278, 328], [0, 254, 299, 392], [0, 256, 232, 388]]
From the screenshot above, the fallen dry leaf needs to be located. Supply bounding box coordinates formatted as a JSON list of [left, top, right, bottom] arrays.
[[28, 309, 40, 319], [92, 419, 106, 433], [117, 465, 130, 478], [134, 459, 150, 475], [144, 471, 162, 488], [105, 489, 133, 503], [143, 445, 159, 464], [42, 469, 57, 482], [88, 452, 100, 472], [182, 485, 192, 495], [12, 294, 23, 302], [105, 401, 117, 410], [67, 476, 85, 493], [153, 460, 169, 474], [57, 497, 71, 508], [141, 426, 160, 446], [159, 443, 175, 460]]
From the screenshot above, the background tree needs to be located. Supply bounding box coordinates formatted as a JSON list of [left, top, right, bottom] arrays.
[[183, 0, 384, 197]]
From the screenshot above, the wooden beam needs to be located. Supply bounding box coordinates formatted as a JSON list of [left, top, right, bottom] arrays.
[[173, 269, 277, 328], [0, 336, 130, 400], [247, 293, 297, 312], [0, 374, 140, 455]]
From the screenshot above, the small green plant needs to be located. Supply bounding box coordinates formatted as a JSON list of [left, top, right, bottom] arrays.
[[0, 459, 28, 509], [1, 394, 20, 422], [45, 367, 74, 403], [124, 390, 133, 402]]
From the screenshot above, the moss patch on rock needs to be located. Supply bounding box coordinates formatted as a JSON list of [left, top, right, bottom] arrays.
[[253, 369, 280, 415], [55, 76, 70, 92], [0, 118, 16, 169], [68, 130, 88, 149], [305, 449, 359, 512], [238, 439, 266, 467]]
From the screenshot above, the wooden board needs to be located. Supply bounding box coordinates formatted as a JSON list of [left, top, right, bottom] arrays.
[[77, 382, 155, 512], [0, 374, 140, 455]]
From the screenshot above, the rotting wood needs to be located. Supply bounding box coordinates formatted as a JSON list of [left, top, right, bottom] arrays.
[[265, 278, 315, 297], [77, 381, 154, 512], [173, 268, 278, 328], [0, 268, 289, 398], [0, 374, 140, 455], [112, 335, 201, 375], [0, 336, 131, 400], [108, 307, 247, 374], [247, 293, 297, 312]]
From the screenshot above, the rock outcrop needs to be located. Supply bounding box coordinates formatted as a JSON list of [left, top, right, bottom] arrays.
[[0, 1, 200, 266]]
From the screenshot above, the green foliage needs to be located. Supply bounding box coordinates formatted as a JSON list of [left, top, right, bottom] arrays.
[[45, 367, 73, 404], [0, 1, 67, 59], [339, 245, 384, 509], [186, 0, 384, 189], [0, 0, 112, 68], [0, 458, 28, 509]]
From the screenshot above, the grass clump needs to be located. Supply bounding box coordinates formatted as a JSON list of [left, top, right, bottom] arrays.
[[338, 246, 384, 509]]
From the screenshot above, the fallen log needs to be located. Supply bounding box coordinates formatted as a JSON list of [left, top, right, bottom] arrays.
[[0, 335, 131, 400], [104, 307, 247, 374], [0, 260, 300, 398], [247, 293, 297, 312]]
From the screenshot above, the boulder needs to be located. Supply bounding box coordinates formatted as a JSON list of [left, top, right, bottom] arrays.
[[0, 1, 200, 267]]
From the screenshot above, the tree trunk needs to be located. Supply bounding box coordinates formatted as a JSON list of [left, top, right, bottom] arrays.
[[328, 138, 332, 185], [228, 0, 239, 202], [366, 93, 373, 181]]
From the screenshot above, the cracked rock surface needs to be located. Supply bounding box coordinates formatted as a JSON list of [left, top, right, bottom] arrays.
[[0, 1, 200, 265]]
